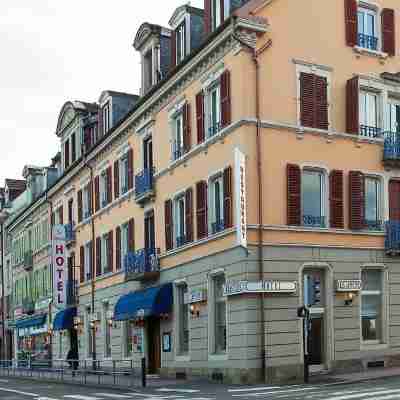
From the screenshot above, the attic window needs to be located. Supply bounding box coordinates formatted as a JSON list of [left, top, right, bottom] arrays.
[[176, 21, 186, 63], [102, 102, 111, 134]]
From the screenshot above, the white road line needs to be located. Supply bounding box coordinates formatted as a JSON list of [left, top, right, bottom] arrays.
[[323, 389, 400, 400], [156, 388, 200, 393], [228, 386, 283, 392], [0, 379, 9, 383], [64, 396, 103, 400], [37, 397, 60, 400], [232, 386, 319, 397], [94, 394, 134, 399], [0, 386, 38, 397]]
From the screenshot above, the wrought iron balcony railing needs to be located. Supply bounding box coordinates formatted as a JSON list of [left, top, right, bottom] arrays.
[[172, 142, 185, 161], [357, 33, 378, 51], [363, 219, 382, 231], [124, 248, 159, 280], [302, 215, 326, 228], [384, 131, 400, 163], [208, 121, 222, 137], [211, 219, 225, 234], [385, 221, 400, 254], [135, 168, 154, 200], [359, 125, 382, 139], [65, 223, 76, 242]]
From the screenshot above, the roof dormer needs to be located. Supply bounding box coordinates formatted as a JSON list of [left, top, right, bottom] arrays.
[[133, 23, 172, 95], [169, 5, 205, 68]]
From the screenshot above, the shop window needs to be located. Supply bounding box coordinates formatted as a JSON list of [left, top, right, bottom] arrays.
[[103, 303, 112, 358], [361, 269, 383, 342], [177, 284, 189, 355], [302, 169, 326, 228], [124, 321, 134, 358], [214, 275, 227, 353], [364, 177, 381, 230]]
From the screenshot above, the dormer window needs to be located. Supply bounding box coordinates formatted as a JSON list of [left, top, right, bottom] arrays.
[[102, 102, 111, 135], [212, 0, 223, 30], [144, 49, 154, 92], [176, 22, 186, 63]]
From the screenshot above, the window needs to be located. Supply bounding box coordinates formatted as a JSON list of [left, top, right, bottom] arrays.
[[84, 242, 92, 281], [120, 155, 129, 195], [364, 177, 381, 230], [210, 175, 224, 234], [360, 91, 380, 137], [361, 269, 383, 342], [83, 185, 91, 219], [172, 112, 184, 160], [58, 332, 63, 359], [174, 195, 186, 247], [143, 137, 153, 171], [101, 234, 109, 274], [387, 99, 400, 133], [86, 309, 93, 358], [143, 49, 153, 91], [64, 139, 70, 170], [103, 303, 112, 358], [121, 223, 129, 268], [177, 284, 189, 355], [302, 170, 325, 228], [176, 22, 186, 63], [124, 321, 134, 357], [214, 275, 227, 353], [211, 0, 222, 30], [100, 171, 109, 208], [357, 7, 378, 50], [68, 198, 74, 225], [102, 102, 111, 134], [207, 83, 221, 137]]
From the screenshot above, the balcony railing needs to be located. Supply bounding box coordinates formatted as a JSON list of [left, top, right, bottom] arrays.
[[23, 251, 33, 271], [363, 219, 382, 231], [208, 121, 222, 138], [172, 142, 185, 161], [385, 221, 400, 254], [176, 235, 187, 248], [211, 219, 225, 234], [384, 131, 400, 164], [124, 248, 159, 281], [135, 168, 154, 202], [357, 33, 378, 51], [66, 280, 78, 306], [359, 125, 382, 139], [65, 223, 76, 242], [303, 215, 326, 228]]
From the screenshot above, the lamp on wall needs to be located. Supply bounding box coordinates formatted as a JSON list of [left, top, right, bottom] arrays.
[[344, 292, 356, 306]]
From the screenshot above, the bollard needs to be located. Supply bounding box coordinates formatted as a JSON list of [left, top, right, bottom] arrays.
[[141, 357, 146, 388]]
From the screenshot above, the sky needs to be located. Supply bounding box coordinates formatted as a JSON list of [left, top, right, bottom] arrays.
[[0, 0, 203, 185]]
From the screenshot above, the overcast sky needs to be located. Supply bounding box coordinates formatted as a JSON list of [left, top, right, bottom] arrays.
[[0, 0, 203, 185]]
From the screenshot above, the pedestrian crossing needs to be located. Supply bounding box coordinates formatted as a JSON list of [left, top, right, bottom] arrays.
[[227, 381, 400, 399]]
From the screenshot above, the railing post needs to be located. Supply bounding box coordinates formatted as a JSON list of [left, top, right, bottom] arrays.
[[141, 357, 146, 388]]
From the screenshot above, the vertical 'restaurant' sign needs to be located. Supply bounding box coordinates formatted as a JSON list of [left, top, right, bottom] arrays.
[[53, 225, 67, 309], [235, 148, 247, 248]]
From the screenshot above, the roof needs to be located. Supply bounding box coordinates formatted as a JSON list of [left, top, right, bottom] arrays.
[[5, 179, 26, 192], [133, 22, 171, 50], [169, 4, 204, 27]]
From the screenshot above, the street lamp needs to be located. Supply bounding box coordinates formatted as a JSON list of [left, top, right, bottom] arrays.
[[0, 209, 10, 361]]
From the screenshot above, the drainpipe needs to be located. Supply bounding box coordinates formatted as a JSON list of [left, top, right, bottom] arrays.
[[45, 192, 53, 363], [233, 26, 272, 382]]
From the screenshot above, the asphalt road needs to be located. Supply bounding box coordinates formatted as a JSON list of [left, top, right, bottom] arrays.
[[1, 376, 400, 399]]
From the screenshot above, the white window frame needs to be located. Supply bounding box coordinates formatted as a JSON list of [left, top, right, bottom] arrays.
[[119, 154, 129, 195], [101, 234, 109, 274], [83, 184, 91, 219], [100, 170, 108, 208], [102, 102, 111, 134], [103, 303, 112, 359], [121, 223, 129, 269], [386, 97, 400, 133], [359, 89, 380, 137], [173, 192, 186, 247], [208, 172, 225, 235], [174, 282, 190, 358], [176, 21, 186, 63], [357, 3, 380, 50], [171, 111, 184, 161], [360, 266, 388, 348], [84, 242, 92, 281], [205, 81, 221, 139], [364, 175, 383, 231]]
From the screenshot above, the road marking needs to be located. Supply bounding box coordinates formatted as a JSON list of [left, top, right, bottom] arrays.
[[64, 396, 103, 400], [0, 379, 9, 383], [156, 388, 200, 393], [37, 397, 60, 400], [228, 386, 282, 392], [94, 394, 134, 399], [232, 386, 318, 397], [324, 389, 400, 400], [0, 386, 38, 396]]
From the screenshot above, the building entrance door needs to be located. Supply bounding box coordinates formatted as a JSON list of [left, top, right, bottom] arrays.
[[147, 317, 161, 374]]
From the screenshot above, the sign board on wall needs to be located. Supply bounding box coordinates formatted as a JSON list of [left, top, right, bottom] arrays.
[[184, 289, 207, 304], [52, 225, 67, 309], [223, 280, 297, 296], [336, 280, 362, 292], [235, 148, 247, 248]]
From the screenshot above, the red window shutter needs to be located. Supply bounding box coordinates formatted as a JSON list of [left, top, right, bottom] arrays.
[[382, 9, 396, 56], [128, 218, 135, 251], [287, 164, 301, 226], [329, 170, 344, 229], [204, 0, 211, 35], [108, 230, 113, 272], [315, 76, 329, 130], [165, 200, 174, 251], [80, 246, 85, 283], [107, 166, 112, 204], [196, 91, 205, 144], [221, 70, 231, 128], [114, 160, 120, 200], [185, 188, 194, 243], [94, 176, 100, 212], [344, 0, 358, 47], [300, 72, 316, 128], [127, 148, 134, 190], [346, 76, 359, 135], [196, 181, 208, 239], [389, 180, 400, 221], [171, 29, 177, 69], [77, 190, 83, 223], [96, 236, 102, 276], [349, 171, 365, 230], [223, 166, 233, 228], [183, 103, 191, 153], [59, 206, 64, 225], [88, 181, 93, 216], [116, 226, 121, 270], [64, 139, 70, 170]]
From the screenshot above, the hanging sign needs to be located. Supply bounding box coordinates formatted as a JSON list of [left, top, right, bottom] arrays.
[[336, 280, 362, 292], [52, 225, 67, 309], [223, 280, 297, 296], [235, 148, 247, 248]]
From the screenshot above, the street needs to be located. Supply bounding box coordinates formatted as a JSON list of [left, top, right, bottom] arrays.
[[2, 376, 400, 400]]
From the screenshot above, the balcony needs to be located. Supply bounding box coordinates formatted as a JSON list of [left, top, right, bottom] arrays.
[[357, 33, 378, 51], [359, 125, 382, 139], [385, 221, 400, 254], [65, 223, 76, 245], [23, 251, 33, 271], [124, 248, 159, 281], [383, 131, 400, 167], [135, 168, 155, 205], [302, 215, 326, 228]]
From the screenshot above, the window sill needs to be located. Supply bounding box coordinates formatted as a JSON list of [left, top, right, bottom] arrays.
[[79, 270, 124, 288], [361, 342, 388, 351], [175, 355, 190, 362], [353, 46, 388, 59], [208, 353, 228, 361]]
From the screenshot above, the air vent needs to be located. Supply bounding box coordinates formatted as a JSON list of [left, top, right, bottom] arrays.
[[368, 360, 384, 368]]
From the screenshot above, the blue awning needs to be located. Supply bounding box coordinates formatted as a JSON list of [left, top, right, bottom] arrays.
[[53, 307, 77, 331], [16, 314, 46, 330], [114, 283, 173, 321]]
